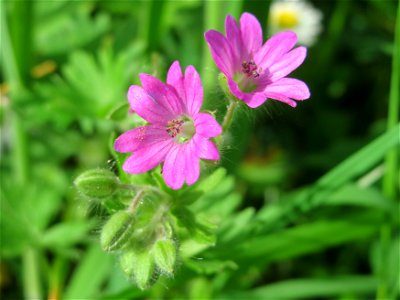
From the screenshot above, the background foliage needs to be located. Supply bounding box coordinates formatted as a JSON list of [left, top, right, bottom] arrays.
[[0, 0, 399, 299]]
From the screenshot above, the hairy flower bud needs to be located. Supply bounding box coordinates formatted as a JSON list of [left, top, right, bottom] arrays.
[[101, 211, 135, 252], [152, 239, 176, 276], [120, 250, 155, 290], [74, 169, 118, 199]]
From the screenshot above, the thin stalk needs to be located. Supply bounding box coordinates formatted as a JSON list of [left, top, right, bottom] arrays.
[[2, 2, 40, 299], [215, 98, 240, 148], [139, 0, 164, 53], [201, 1, 224, 106], [222, 100, 239, 133], [48, 257, 67, 300], [22, 248, 42, 300], [119, 183, 171, 200], [128, 189, 145, 212], [377, 2, 399, 300], [201, 1, 243, 108]]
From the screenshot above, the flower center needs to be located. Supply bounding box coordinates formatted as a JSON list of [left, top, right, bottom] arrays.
[[233, 60, 262, 93], [166, 116, 195, 143], [166, 119, 184, 138], [241, 60, 261, 78], [276, 10, 299, 28]]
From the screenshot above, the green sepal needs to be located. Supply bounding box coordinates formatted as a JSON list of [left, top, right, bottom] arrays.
[[120, 249, 155, 290], [74, 168, 118, 199], [152, 239, 177, 276], [100, 210, 135, 252], [218, 73, 238, 103]]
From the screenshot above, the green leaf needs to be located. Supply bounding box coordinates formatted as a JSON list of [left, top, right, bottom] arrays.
[[317, 124, 400, 189], [188, 277, 213, 300], [325, 184, 393, 210], [221, 276, 377, 299], [35, 42, 145, 125], [0, 179, 63, 257], [215, 211, 382, 262], [64, 244, 114, 299], [185, 259, 238, 275], [35, 3, 110, 55], [218, 207, 255, 244], [179, 168, 227, 205], [41, 221, 94, 249]]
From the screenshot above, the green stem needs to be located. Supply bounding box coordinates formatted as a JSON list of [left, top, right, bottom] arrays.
[[2, 2, 40, 298], [222, 100, 239, 133], [48, 257, 67, 300], [377, 2, 399, 300], [201, 1, 224, 107], [119, 183, 171, 200], [22, 248, 42, 300], [128, 189, 146, 212]]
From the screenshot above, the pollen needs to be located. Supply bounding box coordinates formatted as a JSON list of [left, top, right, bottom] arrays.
[[166, 119, 184, 138]]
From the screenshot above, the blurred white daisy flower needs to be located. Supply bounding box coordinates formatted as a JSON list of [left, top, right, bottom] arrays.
[[268, 0, 323, 46]]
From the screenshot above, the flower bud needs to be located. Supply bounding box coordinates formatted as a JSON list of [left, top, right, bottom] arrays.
[[74, 169, 118, 199], [101, 210, 135, 252], [120, 250, 155, 290], [152, 239, 176, 276]]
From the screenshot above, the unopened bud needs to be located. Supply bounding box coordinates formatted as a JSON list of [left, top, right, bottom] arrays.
[[74, 169, 118, 199], [120, 250, 155, 290], [101, 211, 135, 252], [152, 239, 176, 276]]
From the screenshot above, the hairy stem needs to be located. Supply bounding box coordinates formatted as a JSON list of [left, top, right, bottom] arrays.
[[128, 190, 146, 212], [222, 100, 239, 133]]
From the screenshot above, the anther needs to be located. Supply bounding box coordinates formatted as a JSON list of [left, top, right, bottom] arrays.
[[242, 60, 261, 78], [166, 119, 184, 138]]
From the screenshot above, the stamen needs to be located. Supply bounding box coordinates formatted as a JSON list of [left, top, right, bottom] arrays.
[[242, 60, 261, 78], [166, 119, 184, 138]]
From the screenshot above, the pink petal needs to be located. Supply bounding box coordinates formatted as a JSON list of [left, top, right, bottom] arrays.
[[123, 140, 173, 174], [183, 142, 200, 185], [263, 78, 310, 107], [254, 31, 298, 70], [193, 135, 220, 160], [268, 47, 307, 81], [226, 15, 244, 68], [184, 66, 203, 116], [194, 113, 222, 138], [227, 78, 267, 108], [127, 85, 172, 124], [240, 12, 263, 55], [140, 73, 184, 115], [114, 125, 170, 153], [262, 93, 297, 107], [162, 145, 185, 189], [204, 30, 235, 76], [166, 61, 185, 102]]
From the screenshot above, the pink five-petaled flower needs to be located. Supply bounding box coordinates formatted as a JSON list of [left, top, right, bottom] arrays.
[[205, 12, 310, 108], [114, 61, 222, 190]]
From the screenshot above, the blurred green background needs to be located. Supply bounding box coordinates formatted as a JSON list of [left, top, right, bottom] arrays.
[[1, 0, 399, 299]]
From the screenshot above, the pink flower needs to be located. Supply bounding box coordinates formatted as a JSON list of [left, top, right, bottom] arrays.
[[114, 61, 222, 190], [205, 12, 310, 108]]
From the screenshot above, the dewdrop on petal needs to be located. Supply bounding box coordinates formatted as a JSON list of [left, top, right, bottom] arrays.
[[268, 0, 323, 47]]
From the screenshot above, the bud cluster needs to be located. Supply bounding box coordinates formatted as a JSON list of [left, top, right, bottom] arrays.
[[74, 168, 189, 290]]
